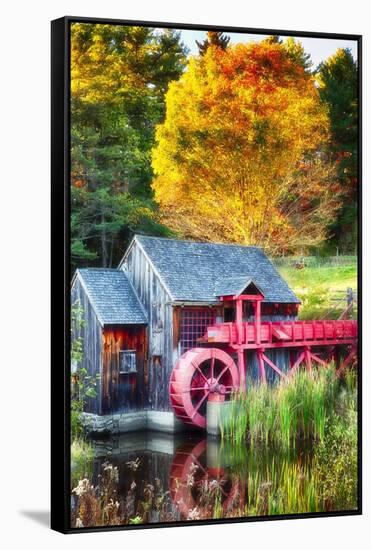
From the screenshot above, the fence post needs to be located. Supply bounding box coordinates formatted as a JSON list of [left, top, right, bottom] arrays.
[[346, 288, 354, 319]]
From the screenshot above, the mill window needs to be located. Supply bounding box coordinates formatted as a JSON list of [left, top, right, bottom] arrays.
[[180, 309, 216, 353], [119, 350, 137, 374]]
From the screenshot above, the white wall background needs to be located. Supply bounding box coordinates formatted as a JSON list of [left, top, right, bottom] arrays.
[[0, 0, 369, 547]]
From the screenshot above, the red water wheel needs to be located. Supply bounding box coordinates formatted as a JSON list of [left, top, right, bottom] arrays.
[[169, 348, 239, 428]]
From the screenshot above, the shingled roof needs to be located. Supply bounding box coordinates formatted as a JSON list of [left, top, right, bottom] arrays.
[[214, 277, 265, 298], [75, 268, 147, 325], [131, 235, 300, 304]]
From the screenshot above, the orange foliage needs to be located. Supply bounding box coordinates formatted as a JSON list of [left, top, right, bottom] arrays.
[[152, 40, 339, 252]]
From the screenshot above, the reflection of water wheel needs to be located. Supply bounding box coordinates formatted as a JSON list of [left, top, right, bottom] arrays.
[[169, 439, 243, 519], [169, 348, 239, 428]]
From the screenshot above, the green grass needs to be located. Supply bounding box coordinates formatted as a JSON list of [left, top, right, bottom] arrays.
[[220, 366, 347, 446], [277, 264, 357, 319]]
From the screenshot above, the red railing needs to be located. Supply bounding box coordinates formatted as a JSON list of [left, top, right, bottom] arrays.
[[201, 319, 357, 349]]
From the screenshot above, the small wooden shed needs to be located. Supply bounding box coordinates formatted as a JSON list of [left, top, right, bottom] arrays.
[[71, 269, 148, 415]]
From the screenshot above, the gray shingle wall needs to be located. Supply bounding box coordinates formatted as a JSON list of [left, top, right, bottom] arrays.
[[76, 268, 148, 325], [135, 235, 300, 304]]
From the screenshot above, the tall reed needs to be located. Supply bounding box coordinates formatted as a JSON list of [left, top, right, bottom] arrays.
[[221, 365, 341, 447]]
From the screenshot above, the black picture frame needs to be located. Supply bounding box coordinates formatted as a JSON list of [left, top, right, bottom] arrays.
[[51, 16, 362, 534]]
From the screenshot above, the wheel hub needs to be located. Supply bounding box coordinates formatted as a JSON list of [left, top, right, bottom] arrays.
[[206, 378, 226, 394]]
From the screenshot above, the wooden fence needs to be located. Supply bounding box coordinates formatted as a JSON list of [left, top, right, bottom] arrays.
[[322, 288, 358, 320], [273, 255, 357, 268]]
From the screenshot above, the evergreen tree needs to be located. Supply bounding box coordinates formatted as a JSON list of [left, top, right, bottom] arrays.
[[284, 37, 313, 73], [263, 35, 282, 44], [70, 24, 188, 268], [196, 31, 230, 55], [317, 48, 358, 251]]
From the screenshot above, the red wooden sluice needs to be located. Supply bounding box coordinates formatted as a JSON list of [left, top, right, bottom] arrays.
[[202, 318, 357, 348], [169, 290, 358, 428]]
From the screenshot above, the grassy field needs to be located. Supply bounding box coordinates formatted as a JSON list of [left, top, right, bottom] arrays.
[[277, 263, 357, 319]]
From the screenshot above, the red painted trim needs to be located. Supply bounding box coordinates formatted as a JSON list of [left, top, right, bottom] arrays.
[[257, 350, 267, 383], [304, 346, 312, 372], [262, 353, 287, 379], [290, 351, 305, 373], [309, 351, 327, 367], [255, 300, 261, 345], [219, 294, 264, 301], [202, 319, 357, 350], [230, 339, 357, 350]]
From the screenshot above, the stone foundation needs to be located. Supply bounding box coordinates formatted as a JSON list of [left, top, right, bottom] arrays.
[[206, 401, 233, 437], [81, 410, 197, 435], [91, 431, 187, 458]]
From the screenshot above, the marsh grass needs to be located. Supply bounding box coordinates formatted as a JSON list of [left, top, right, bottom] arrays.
[[71, 459, 177, 528], [312, 369, 358, 511], [220, 366, 358, 511], [71, 437, 94, 487], [221, 366, 342, 446], [244, 460, 317, 516]]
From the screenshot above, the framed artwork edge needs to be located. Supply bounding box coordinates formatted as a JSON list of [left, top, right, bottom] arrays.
[[51, 15, 362, 534]]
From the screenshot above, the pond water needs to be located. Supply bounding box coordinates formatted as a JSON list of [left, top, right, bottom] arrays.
[[71, 430, 343, 527]]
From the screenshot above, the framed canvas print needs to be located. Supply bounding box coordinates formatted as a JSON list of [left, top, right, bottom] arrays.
[[51, 16, 362, 533]]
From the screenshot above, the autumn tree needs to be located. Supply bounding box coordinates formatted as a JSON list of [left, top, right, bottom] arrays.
[[152, 40, 339, 253], [70, 23, 188, 268], [317, 48, 358, 252]]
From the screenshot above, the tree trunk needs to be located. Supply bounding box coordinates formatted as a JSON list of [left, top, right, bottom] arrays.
[[101, 212, 108, 267], [109, 238, 114, 268]]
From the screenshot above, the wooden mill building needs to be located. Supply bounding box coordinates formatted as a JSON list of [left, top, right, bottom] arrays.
[[71, 235, 300, 432]]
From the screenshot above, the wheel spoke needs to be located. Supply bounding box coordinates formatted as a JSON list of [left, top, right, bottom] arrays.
[[210, 356, 215, 380], [192, 392, 209, 415], [190, 455, 208, 475], [216, 365, 229, 382], [192, 362, 209, 385]]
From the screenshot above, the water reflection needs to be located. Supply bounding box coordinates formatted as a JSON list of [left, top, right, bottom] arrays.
[[169, 438, 246, 519], [71, 431, 317, 525]]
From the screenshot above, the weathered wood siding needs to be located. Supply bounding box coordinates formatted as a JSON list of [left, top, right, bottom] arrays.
[[122, 243, 174, 411], [102, 326, 147, 414], [71, 277, 102, 414]]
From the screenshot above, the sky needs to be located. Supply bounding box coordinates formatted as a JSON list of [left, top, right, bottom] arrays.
[[177, 30, 358, 69]]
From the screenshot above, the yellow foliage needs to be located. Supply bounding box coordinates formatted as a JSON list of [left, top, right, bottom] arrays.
[[152, 41, 337, 251]]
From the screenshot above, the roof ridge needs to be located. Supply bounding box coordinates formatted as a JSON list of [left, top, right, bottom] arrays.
[[78, 267, 120, 271], [119, 235, 300, 305], [136, 234, 262, 250], [122, 267, 149, 321]]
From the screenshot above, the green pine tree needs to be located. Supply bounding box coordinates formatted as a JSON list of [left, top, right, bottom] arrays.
[[317, 48, 358, 252], [70, 24, 188, 269], [283, 37, 313, 73], [196, 31, 230, 55]]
